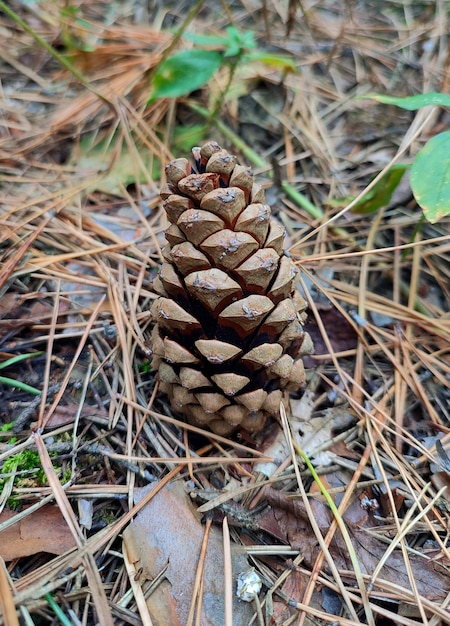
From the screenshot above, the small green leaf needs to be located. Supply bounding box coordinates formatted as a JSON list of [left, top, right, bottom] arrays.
[[149, 50, 223, 102], [351, 165, 408, 214], [73, 135, 158, 196], [223, 26, 255, 57], [245, 51, 296, 72], [183, 32, 229, 47], [360, 92, 450, 110], [173, 123, 208, 152], [410, 130, 450, 223], [182, 27, 255, 56]]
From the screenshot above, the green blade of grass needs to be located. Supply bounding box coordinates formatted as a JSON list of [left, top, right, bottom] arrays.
[[44, 594, 74, 626], [293, 440, 376, 625], [359, 92, 450, 110], [0, 376, 41, 396], [0, 352, 44, 371]]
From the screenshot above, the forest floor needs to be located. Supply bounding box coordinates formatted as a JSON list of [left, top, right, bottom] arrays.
[[0, 1, 449, 625]]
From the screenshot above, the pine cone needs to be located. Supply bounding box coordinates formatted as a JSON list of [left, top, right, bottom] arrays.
[[151, 142, 313, 435]]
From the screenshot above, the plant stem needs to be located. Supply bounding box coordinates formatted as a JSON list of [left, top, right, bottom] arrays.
[[187, 101, 265, 167], [148, 0, 206, 82], [207, 56, 241, 129], [0, 0, 112, 106], [281, 181, 323, 220], [294, 441, 375, 625], [187, 101, 325, 220]]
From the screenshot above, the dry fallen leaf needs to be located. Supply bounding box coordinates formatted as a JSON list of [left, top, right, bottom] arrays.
[[123, 480, 254, 626], [0, 505, 77, 560], [289, 408, 357, 466], [303, 307, 358, 368], [265, 487, 450, 602], [36, 404, 108, 429]]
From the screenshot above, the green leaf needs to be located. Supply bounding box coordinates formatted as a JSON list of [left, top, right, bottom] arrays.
[[183, 32, 229, 47], [173, 123, 208, 152], [223, 26, 255, 57], [73, 135, 158, 196], [183, 27, 255, 57], [351, 165, 408, 214], [149, 50, 223, 102], [360, 92, 450, 110], [410, 130, 450, 223], [245, 51, 296, 72]]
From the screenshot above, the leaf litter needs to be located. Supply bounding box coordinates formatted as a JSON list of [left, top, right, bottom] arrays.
[[0, 0, 449, 625]]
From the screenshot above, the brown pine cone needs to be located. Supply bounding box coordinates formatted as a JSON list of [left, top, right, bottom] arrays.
[[151, 142, 313, 435]]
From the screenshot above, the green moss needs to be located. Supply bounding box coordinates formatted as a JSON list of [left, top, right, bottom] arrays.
[[0, 448, 60, 507], [61, 467, 72, 484]]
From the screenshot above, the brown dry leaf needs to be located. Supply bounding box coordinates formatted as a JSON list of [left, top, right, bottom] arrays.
[[0, 293, 24, 320], [431, 472, 450, 505], [0, 296, 66, 347], [253, 422, 290, 478], [0, 505, 77, 560], [430, 439, 450, 504], [272, 565, 333, 625], [303, 307, 358, 366], [265, 487, 449, 602], [123, 480, 254, 626], [289, 407, 357, 466], [271, 566, 311, 624], [37, 404, 108, 429]]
